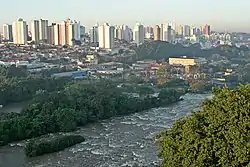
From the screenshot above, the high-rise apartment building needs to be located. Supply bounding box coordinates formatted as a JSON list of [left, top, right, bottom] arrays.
[[65, 18, 72, 45], [47, 23, 57, 45], [196, 28, 201, 37], [12, 18, 28, 44], [89, 24, 99, 43], [26, 25, 30, 41], [122, 25, 131, 42], [144, 25, 153, 39], [64, 19, 81, 45], [72, 21, 80, 41], [159, 24, 164, 41], [163, 24, 169, 41], [205, 24, 211, 35], [184, 25, 190, 37], [114, 26, 118, 39], [2, 24, 13, 41], [133, 22, 144, 46], [98, 23, 114, 49], [153, 25, 160, 40], [115, 25, 124, 40], [190, 26, 194, 36], [167, 25, 172, 42], [30, 20, 40, 43], [200, 26, 204, 35], [144, 25, 153, 35], [47, 25, 53, 44], [80, 25, 85, 38], [58, 21, 66, 45], [39, 19, 48, 41], [53, 23, 59, 45], [175, 24, 183, 36], [192, 27, 197, 36]]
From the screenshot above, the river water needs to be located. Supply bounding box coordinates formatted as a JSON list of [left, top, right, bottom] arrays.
[[0, 93, 211, 167]]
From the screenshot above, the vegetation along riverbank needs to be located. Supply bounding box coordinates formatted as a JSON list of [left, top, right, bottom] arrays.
[[25, 135, 85, 157], [0, 81, 185, 154], [157, 84, 250, 167]]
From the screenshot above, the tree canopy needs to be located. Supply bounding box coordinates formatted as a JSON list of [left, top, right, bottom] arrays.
[[25, 135, 85, 157], [157, 85, 250, 167], [0, 65, 72, 105], [134, 41, 244, 60], [0, 65, 27, 78], [0, 81, 184, 146]]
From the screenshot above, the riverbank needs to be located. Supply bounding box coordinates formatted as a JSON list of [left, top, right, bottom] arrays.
[[0, 93, 211, 167], [0, 82, 185, 148]]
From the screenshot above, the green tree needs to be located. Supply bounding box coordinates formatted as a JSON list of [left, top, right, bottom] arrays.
[[157, 85, 250, 167], [0, 81, 184, 147]]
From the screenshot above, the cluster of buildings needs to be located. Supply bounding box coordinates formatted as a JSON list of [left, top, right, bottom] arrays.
[[152, 24, 211, 41], [2, 18, 236, 50], [2, 18, 84, 46]]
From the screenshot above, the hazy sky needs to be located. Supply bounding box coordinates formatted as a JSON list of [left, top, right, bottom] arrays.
[[1, 0, 250, 32]]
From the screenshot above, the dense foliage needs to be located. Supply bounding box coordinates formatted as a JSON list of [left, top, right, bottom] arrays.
[[157, 85, 250, 167], [134, 41, 244, 60], [0, 82, 184, 146], [25, 135, 85, 157], [0, 65, 71, 105], [0, 77, 71, 105], [0, 65, 27, 78], [159, 78, 189, 89], [189, 81, 213, 93], [135, 41, 216, 60]]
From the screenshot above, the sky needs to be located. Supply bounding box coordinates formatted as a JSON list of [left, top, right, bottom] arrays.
[[1, 0, 250, 32]]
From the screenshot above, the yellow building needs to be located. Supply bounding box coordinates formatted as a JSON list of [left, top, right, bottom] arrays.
[[169, 57, 196, 66]]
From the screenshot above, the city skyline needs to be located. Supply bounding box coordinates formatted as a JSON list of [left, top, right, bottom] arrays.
[[0, 0, 250, 32]]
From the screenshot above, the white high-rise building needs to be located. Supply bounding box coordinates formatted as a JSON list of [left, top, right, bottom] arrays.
[[122, 25, 130, 42], [98, 23, 114, 49], [115, 25, 122, 40], [39, 19, 48, 41], [133, 22, 144, 45], [53, 23, 59, 45], [159, 23, 172, 42], [163, 24, 168, 41], [2, 24, 13, 41], [175, 24, 184, 36], [12, 18, 27, 44], [30, 20, 40, 42], [72, 21, 80, 41]]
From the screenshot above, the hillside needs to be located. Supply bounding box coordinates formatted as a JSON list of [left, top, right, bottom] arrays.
[[134, 41, 242, 60]]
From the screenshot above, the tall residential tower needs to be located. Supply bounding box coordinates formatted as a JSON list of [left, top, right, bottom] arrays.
[[2, 24, 13, 41], [30, 20, 40, 43], [12, 18, 28, 44], [98, 23, 114, 49], [153, 25, 160, 40], [39, 19, 48, 41], [133, 22, 144, 46]]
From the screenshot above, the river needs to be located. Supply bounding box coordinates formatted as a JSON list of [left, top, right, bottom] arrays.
[[0, 93, 211, 167]]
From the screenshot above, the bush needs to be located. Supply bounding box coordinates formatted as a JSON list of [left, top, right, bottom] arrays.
[[189, 82, 212, 93], [25, 135, 85, 157], [157, 85, 250, 167]]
